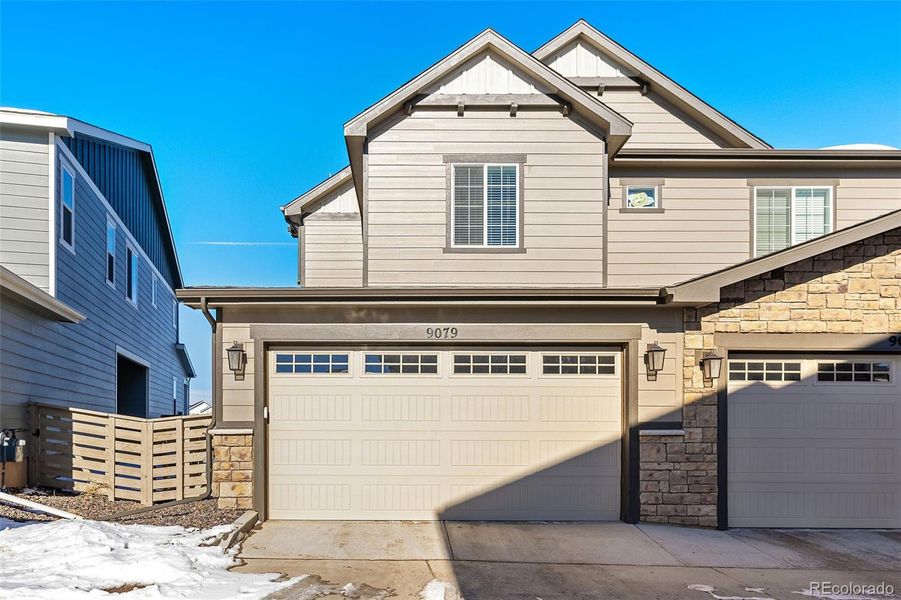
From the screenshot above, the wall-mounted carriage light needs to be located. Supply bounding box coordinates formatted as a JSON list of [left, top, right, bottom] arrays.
[[645, 342, 667, 380], [701, 352, 724, 381], [226, 341, 247, 381]]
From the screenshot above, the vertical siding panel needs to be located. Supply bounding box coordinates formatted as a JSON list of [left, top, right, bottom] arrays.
[[61, 135, 178, 288]]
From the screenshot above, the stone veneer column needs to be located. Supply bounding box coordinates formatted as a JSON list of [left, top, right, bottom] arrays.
[[211, 433, 254, 509]]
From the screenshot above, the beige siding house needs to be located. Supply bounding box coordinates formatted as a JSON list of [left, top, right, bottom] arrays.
[[180, 20, 901, 527]]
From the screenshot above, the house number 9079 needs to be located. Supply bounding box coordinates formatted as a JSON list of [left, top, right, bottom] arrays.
[[426, 327, 458, 339]]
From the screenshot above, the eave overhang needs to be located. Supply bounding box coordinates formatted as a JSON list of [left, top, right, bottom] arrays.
[[175, 343, 196, 379], [0, 267, 85, 323], [177, 286, 666, 309], [613, 148, 901, 165], [281, 166, 353, 235]]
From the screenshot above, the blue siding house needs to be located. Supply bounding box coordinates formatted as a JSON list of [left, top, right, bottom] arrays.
[[0, 107, 193, 427]]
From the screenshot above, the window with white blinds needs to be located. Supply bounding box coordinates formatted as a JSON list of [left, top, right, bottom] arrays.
[[452, 164, 519, 247], [754, 187, 832, 257]]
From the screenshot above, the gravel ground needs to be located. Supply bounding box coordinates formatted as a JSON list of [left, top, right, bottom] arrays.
[[0, 488, 243, 529]]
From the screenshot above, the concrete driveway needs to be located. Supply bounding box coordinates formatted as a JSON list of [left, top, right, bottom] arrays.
[[235, 521, 901, 600]]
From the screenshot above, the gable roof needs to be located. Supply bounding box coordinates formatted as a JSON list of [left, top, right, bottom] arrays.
[[0, 107, 184, 288], [667, 209, 901, 304], [281, 166, 354, 236], [534, 20, 770, 150], [342, 28, 634, 204]]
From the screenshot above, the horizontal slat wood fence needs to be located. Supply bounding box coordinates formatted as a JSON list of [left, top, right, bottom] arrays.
[[30, 403, 211, 505]]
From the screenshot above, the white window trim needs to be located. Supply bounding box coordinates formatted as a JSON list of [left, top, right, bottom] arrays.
[[752, 186, 834, 257], [59, 160, 76, 254], [450, 163, 520, 249], [272, 351, 354, 378], [105, 217, 117, 288], [125, 244, 139, 307], [151, 274, 157, 307], [361, 352, 442, 378], [172, 298, 178, 328]]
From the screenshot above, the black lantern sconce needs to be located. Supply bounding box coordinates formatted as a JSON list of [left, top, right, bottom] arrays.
[[226, 341, 247, 381], [645, 342, 667, 381]]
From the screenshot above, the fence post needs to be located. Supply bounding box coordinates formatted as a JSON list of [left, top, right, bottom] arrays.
[[141, 421, 153, 506], [105, 415, 116, 500], [175, 419, 185, 501]]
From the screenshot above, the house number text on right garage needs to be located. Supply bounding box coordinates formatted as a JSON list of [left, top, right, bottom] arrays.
[[426, 327, 458, 340]]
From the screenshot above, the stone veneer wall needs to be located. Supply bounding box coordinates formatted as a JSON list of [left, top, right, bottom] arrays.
[[212, 433, 254, 509], [640, 228, 901, 526]]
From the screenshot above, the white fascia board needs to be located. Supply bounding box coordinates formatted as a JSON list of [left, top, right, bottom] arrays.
[[0, 112, 73, 135]]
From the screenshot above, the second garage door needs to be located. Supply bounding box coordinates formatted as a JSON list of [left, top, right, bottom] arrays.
[[267, 347, 622, 520], [728, 354, 901, 528]]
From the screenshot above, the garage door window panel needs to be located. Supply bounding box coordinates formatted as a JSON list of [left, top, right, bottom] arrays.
[[817, 361, 891, 383], [453, 354, 527, 375], [364, 353, 439, 375], [728, 361, 801, 382], [275, 352, 350, 375], [542, 354, 616, 376]]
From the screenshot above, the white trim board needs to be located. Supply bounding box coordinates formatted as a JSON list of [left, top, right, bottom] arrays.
[[47, 131, 57, 297], [55, 140, 177, 301]]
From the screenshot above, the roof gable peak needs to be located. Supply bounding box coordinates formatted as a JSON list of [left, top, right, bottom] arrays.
[[535, 20, 770, 149]]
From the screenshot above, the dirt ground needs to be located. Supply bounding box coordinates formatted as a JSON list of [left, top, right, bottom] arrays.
[[0, 487, 243, 528]]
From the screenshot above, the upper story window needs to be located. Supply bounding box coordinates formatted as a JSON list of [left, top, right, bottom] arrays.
[[126, 245, 138, 305], [60, 164, 75, 250], [451, 163, 519, 248], [151, 274, 157, 307], [106, 219, 116, 286], [754, 187, 832, 257]]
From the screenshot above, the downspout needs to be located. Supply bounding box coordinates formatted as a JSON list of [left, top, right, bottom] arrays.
[[100, 297, 220, 521]]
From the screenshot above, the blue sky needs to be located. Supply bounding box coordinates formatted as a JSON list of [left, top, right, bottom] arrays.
[[3, 1, 900, 397]]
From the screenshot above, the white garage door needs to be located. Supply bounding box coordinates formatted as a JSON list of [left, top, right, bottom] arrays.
[[728, 355, 901, 528], [267, 347, 622, 520]]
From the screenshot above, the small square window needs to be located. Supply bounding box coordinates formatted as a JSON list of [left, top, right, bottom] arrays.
[[624, 185, 659, 210]]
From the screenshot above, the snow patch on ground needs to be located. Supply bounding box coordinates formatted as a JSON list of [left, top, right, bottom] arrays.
[[688, 584, 775, 600], [0, 518, 301, 599], [420, 579, 462, 600]]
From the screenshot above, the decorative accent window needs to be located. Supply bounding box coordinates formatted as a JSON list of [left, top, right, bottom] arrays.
[[453, 354, 527, 375], [125, 246, 138, 304], [543, 354, 616, 375], [728, 361, 801, 382], [625, 185, 659, 210], [817, 361, 890, 383], [151, 275, 157, 307], [754, 187, 832, 257], [275, 353, 349, 374], [452, 164, 519, 247], [365, 353, 439, 375], [106, 219, 116, 285], [60, 164, 75, 250]]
